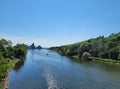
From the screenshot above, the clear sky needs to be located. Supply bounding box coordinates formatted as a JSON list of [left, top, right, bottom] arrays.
[[0, 0, 120, 47]]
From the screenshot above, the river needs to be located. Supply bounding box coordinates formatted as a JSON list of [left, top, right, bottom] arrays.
[[8, 49, 120, 89]]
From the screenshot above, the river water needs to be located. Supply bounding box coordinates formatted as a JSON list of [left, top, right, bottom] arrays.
[[8, 49, 120, 89]]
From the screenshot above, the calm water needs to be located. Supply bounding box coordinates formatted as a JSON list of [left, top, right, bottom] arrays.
[[8, 49, 120, 89]]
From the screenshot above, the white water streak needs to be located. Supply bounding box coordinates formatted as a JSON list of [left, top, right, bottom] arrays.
[[43, 66, 59, 89]]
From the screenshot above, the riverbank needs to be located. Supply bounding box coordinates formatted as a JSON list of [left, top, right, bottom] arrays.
[[8, 49, 120, 89], [50, 49, 120, 65], [0, 59, 21, 89], [90, 57, 120, 65], [71, 55, 120, 65]]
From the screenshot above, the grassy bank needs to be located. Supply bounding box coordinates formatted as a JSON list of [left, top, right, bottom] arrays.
[[52, 49, 120, 65], [0, 59, 20, 89], [90, 57, 120, 65], [0, 39, 27, 89], [70, 55, 120, 65]]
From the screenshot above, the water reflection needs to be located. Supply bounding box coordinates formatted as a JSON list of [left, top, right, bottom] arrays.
[[43, 65, 59, 89], [14, 60, 25, 72], [8, 49, 120, 89]]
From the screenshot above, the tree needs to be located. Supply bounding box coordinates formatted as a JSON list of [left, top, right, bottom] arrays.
[[14, 44, 27, 59], [82, 52, 91, 60], [0, 53, 3, 60], [108, 48, 119, 59], [0, 39, 27, 79], [50, 32, 120, 61], [118, 54, 120, 60]]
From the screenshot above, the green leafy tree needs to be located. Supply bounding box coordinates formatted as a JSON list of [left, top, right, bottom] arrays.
[[50, 32, 120, 60], [14, 44, 27, 59], [118, 54, 120, 60], [0, 39, 27, 79]]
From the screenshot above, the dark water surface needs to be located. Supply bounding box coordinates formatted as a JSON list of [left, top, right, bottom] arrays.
[[8, 49, 120, 89]]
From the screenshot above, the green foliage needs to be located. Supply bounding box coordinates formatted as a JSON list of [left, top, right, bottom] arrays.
[[50, 32, 120, 61], [0, 53, 3, 59], [82, 52, 91, 60], [0, 54, 10, 78], [0, 39, 27, 79], [14, 44, 27, 59], [108, 48, 119, 59], [118, 54, 120, 60]]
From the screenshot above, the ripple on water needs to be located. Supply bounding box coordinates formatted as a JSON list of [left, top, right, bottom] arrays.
[[43, 65, 60, 89]]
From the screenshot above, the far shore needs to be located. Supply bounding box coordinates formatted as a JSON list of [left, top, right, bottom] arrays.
[[71, 56, 120, 65], [52, 50, 120, 66]]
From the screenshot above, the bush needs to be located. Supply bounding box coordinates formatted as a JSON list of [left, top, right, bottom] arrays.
[[0, 56, 10, 78], [82, 52, 91, 60], [0, 39, 27, 79], [14, 44, 27, 59], [118, 54, 120, 60]]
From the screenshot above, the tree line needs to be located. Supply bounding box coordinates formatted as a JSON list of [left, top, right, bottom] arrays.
[[50, 32, 120, 60], [0, 39, 27, 79]]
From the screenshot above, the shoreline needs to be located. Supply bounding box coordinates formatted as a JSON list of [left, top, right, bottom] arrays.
[[2, 59, 21, 89], [71, 56, 120, 65], [91, 57, 120, 65], [52, 50, 120, 65]]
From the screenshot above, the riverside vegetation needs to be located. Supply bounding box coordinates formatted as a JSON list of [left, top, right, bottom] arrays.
[[0, 39, 27, 89], [50, 32, 120, 63]]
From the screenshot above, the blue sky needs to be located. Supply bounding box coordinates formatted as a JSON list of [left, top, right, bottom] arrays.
[[0, 0, 120, 47]]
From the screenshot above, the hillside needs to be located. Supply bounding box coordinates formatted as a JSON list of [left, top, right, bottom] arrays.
[[50, 32, 120, 61]]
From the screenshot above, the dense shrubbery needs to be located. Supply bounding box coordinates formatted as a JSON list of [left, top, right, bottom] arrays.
[[0, 39, 27, 78], [50, 32, 120, 60], [0, 54, 10, 78], [82, 52, 91, 60]]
